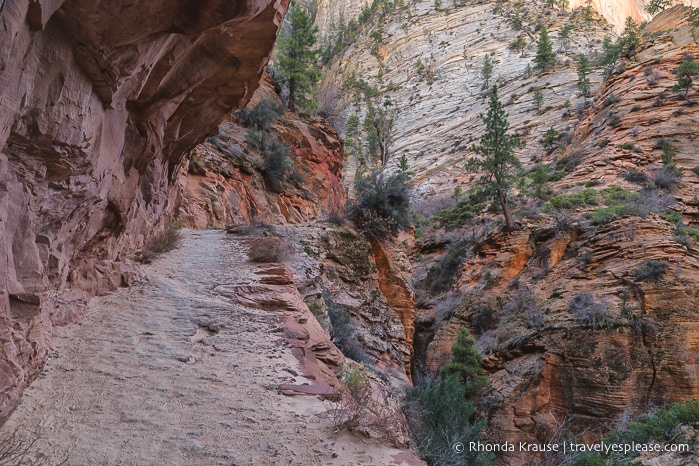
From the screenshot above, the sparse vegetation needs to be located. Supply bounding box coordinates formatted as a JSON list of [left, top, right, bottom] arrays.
[[326, 364, 403, 445], [425, 246, 467, 295], [136, 220, 182, 264], [573, 401, 699, 464], [404, 327, 493, 465], [567, 292, 613, 330], [645, 0, 672, 15], [481, 53, 493, 90], [404, 375, 493, 466], [576, 54, 592, 104], [349, 169, 411, 238], [247, 236, 292, 263], [621, 170, 648, 184], [634, 259, 670, 284], [533, 87, 544, 111]]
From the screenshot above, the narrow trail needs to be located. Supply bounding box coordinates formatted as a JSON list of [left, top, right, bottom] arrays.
[[4, 230, 416, 465]]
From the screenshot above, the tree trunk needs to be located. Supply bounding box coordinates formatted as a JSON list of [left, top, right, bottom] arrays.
[[288, 78, 296, 112], [498, 188, 514, 232]]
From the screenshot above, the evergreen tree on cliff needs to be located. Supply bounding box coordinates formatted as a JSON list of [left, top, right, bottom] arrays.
[[276, 2, 320, 112], [534, 26, 556, 71], [467, 86, 523, 232]]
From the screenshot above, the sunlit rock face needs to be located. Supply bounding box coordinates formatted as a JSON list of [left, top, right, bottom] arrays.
[[0, 0, 289, 423]]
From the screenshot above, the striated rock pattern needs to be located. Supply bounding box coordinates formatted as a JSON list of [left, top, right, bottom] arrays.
[[219, 261, 345, 394], [176, 78, 346, 228], [0, 0, 288, 423], [297, 225, 414, 385], [318, 0, 613, 200], [416, 6, 699, 457]]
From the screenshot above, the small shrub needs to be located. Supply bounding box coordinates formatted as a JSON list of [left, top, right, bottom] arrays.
[[0, 426, 65, 465], [556, 148, 583, 172], [630, 104, 642, 112], [607, 112, 621, 127], [187, 155, 206, 175], [622, 170, 648, 184], [247, 237, 291, 263], [618, 141, 635, 150], [544, 188, 598, 210], [137, 220, 182, 264], [579, 251, 594, 264], [261, 136, 292, 193], [651, 167, 681, 191], [244, 98, 283, 131], [472, 305, 497, 333], [603, 93, 621, 107], [600, 186, 636, 205], [584, 205, 629, 225], [403, 376, 493, 466], [426, 246, 467, 295], [349, 170, 411, 238], [567, 292, 613, 330], [327, 364, 403, 445], [634, 259, 670, 283]]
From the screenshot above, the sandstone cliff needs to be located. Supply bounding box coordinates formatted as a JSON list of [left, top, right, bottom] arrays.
[[413, 5, 699, 457], [176, 77, 346, 228], [0, 0, 288, 423], [314, 0, 699, 460]]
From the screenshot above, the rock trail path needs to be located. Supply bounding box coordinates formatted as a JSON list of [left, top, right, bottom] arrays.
[[4, 230, 417, 465]]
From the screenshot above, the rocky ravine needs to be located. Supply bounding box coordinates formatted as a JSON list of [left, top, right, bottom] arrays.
[[3, 229, 423, 465], [0, 0, 288, 422], [414, 5, 699, 454]]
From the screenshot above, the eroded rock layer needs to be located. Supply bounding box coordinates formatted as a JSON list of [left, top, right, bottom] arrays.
[[0, 0, 288, 422], [176, 78, 346, 228]]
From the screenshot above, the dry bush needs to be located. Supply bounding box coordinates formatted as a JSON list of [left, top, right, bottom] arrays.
[[226, 221, 274, 236], [246, 236, 292, 263], [136, 221, 182, 264], [325, 364, 407, 447], [0, 426, 67, 465]]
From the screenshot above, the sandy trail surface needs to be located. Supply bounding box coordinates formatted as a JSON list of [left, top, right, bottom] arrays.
[[4, 230, 419, 465]]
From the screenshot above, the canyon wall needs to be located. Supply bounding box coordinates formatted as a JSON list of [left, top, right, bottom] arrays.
[[177, 78, 346, 229], [0, 0, 289, 423]]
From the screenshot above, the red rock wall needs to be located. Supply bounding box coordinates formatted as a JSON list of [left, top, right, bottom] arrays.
[[176, 79, 346, 228], [0, 0, 289, 423]]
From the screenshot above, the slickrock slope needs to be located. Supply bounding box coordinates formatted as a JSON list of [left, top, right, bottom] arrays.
[[0, 0, 288, 422], [176, 78, 346, 228], [3, 229, 423, 465], [318, 1, 613, 198], [414, 5, 699, 457]]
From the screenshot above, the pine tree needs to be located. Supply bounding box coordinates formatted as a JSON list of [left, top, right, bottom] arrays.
[[646, 0, 672, 15], [276, 2, 321, 112], [467, 86, 523, 232], [674, 56, 699, 98], [533, 87, 544, 111], [440, 328, 488, 397], [535, 26, 556, 71], [510, 36, 526, 57], [558, 24, 573, 53], [583, 0, 594, 28], [621, 16, 639, 57], [481, 53, 493, 90], [576, 54, 592, 103]]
